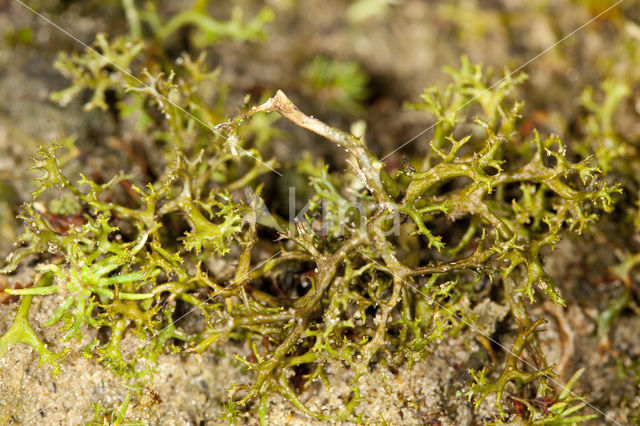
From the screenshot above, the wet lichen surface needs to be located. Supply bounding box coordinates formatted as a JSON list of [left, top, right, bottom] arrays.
[[1, 1, 640, 424]]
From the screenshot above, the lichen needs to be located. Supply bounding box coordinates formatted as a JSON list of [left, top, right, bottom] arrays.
[[0, 2, 626, 424]]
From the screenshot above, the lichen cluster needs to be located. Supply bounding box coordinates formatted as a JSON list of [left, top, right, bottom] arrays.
[[1, 1, 637, 424]]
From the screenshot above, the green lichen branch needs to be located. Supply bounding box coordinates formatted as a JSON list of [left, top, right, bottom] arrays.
[[0, 272, 68, 375], [466, 317, 556, 416]]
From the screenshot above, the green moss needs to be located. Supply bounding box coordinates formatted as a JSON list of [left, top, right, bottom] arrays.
[[301, 55, 370, 114]]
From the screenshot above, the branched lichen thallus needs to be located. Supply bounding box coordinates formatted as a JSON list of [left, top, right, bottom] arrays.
[[0, 57, 619, 424]]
